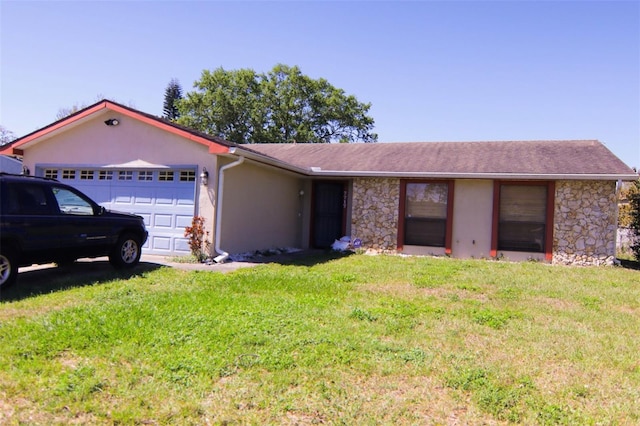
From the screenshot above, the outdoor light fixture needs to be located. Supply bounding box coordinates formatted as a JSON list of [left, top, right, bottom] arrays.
[[200, 167, 209, 186], [104, 118, 120, 126]]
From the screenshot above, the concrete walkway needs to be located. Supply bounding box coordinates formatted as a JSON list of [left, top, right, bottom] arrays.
[[140, 254, 261, 272]]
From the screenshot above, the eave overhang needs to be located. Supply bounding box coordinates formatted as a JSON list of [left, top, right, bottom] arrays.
[[0, 100, 230, 156], [227, 147, 638, 181]]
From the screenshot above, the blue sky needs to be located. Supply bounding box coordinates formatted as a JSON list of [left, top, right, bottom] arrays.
[[1, 1, 638, 168]]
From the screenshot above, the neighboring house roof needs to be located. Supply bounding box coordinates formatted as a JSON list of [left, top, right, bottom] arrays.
[[0, 99, 233, 156], [0, 155, 23, 174], [235, 140, 638, 180]]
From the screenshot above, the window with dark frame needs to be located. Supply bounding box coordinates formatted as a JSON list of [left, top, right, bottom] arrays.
[[404, 182, 448, 247], [44, 169, 58, 179], [180, 170, 195, 182], [80, 170, 94, 180], [159, 171, 174, 182], [138, 171, 153, 181], [62, 169, 75, 180], [118, 171, 133, 181], [498, 184, 547, 253]]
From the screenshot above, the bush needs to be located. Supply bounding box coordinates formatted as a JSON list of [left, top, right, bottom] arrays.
[[184, 216, 210, 261]]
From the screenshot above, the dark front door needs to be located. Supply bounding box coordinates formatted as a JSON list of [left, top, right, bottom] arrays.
[[312, 181, 346, 248]]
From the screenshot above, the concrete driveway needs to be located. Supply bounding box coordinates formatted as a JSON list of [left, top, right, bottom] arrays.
[[16, 254, 263, 275]]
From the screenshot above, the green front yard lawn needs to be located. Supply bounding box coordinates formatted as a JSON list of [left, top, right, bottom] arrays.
[[1, 254, 639, 425]]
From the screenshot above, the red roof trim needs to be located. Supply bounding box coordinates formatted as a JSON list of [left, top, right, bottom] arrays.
[[490, 181, 500, 258], [544, 181, 555, 261], [444, 180, 455, 255], [0, 102, 109, 153], [0, 100, 230, 155], [105, 103, 229, 154]]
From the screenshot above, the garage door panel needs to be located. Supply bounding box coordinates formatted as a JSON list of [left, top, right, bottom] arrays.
[[114, 192, 134, 205], [176, 215, 194, 228], [43, 166, 197, 255], [138, 213, 152, 227], [154, 214, 173, 228], [135, 196, 153, 205], [151, 235, 172, 251], [175, 238, 191, 252], [177, 198, 195, 206], [156, 195, 174, 205]]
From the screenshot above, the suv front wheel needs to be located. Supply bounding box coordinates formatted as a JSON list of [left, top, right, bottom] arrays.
[[0, 247, 18, 288], [109, 234, 142, 268]]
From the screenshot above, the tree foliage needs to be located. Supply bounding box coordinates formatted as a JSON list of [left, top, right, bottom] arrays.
[[55, 96, 137, 121], [163, 78, 183, 121], [177, 64, 377, 144], [55, 94, 108, 120], [628, 179, 640, 261], [0, 125, 16, 146], [618, 181, 638, 228]]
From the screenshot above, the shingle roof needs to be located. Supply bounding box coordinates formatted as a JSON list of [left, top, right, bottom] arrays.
[[238, 140, 637, 179]]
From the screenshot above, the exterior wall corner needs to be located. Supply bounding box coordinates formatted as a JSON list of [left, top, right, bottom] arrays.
[[552, 180, 618, 266]]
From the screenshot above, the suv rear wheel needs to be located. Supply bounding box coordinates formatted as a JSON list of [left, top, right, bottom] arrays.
[[0, 247, 18, 288], [109, 233, 142, 268]]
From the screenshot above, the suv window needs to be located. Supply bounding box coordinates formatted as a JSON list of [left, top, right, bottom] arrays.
[[5, 184, 52, 215], [52, 186, 95, 216]]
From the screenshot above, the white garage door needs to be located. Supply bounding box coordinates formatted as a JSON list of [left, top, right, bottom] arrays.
[[39, 166, 197, 255]]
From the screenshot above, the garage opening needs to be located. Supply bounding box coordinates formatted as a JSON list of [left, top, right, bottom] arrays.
[[37, 165, 197, 255]]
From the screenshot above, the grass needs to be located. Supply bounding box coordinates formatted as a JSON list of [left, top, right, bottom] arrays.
[[0, 254, 639, 425]]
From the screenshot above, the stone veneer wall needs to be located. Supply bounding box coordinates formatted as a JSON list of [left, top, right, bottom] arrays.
[[553, 180, 618, 266], [351, 178, 400, 253]]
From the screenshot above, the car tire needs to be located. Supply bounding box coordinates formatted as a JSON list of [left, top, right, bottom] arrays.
[[0, 247, 18, 288], [109, 233, 142, 268]]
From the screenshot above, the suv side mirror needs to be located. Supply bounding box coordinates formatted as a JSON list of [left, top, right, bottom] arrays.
[[95, 206, 106, 216]]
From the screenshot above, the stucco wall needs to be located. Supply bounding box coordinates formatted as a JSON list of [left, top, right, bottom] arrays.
[[22, 114, 219, 248], [452, 180, 494, 259], [219, 159, 305, 254], [553, 180, 618, 266], [351, 178, 400, 253]]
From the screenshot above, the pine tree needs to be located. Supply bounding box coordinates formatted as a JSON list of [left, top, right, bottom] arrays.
[[163, 78, 183, 121]]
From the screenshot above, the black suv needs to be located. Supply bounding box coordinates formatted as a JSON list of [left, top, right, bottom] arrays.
[[0, 173, 148, 288]]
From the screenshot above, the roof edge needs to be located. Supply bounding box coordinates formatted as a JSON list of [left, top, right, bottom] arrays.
[[0, 99, 233, 155], [307, 170, 639, 180], [229, 146, 638, 180]]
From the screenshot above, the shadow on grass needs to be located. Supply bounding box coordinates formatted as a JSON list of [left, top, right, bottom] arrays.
[[245, 249, 355, 267], [1, 261, 164, 302], [618, 258, 640, 271], [1, 250, 353, 302]]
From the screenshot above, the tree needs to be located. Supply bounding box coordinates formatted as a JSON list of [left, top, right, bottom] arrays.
[[55, 95, 135, 120], [619, 181, 637, 228], [0, 125, 16, 146], [628, 179, 640, 261], [177, 64, 377, 144], [163, 78, 183, 121], [55, 94, 105, 120]]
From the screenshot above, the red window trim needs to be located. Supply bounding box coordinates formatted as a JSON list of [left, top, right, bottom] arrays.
[[490, 180, 555, 261], [397, 180, 454, 254]]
